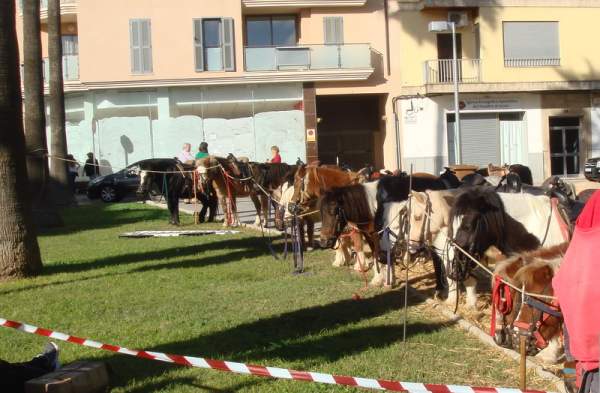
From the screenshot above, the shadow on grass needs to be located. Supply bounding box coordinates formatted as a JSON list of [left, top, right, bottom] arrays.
[[42, 237, 270, 276], [103, 290, 449, 391]]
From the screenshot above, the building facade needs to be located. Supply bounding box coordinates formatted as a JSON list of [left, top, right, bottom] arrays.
[[15, 0, 600, 182]]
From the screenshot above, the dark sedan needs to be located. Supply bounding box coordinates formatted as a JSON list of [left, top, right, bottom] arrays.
[[87, 160, 161, 202], [584, 157, 600, 182]]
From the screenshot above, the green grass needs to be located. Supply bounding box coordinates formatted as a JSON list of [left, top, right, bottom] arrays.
[[0, 203, 554, 392]]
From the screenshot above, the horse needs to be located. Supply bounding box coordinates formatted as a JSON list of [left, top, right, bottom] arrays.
[[319, 181, 383, 283], [374, 168, 461, 232], [493, 243, 567, 364], [248, 162, 297, 226], [274, 181, 317, 252], [196, 155, 262, 227], [136, 158, 206, 225], [448, 187, 570, 308]]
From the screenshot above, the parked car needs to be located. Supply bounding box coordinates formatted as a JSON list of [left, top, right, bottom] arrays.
[[584, 157, 600, 182], [87, 160, 161, 202]]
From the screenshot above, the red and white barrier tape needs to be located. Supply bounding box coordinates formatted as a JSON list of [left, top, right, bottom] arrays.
[[0, 317, 550, 393]]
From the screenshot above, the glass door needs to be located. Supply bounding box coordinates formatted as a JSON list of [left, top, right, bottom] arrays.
[[549, 117, 580, 176]]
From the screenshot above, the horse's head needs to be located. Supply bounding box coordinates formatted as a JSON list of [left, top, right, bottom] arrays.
[[274, 183, 293, 231], [409, 191, 453, 253], [448, 188, 507, 281], [289, 164, 308, 214], [136, 169, 153, 200], [511, 259, 562, 356], [492, 255, 527, 349], [318, 190, 346, 249], [440, 167, 461, 188]]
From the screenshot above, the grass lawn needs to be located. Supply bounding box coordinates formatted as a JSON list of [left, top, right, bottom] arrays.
[[0, 203, 555, 392]]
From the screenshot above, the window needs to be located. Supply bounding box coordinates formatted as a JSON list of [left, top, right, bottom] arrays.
[[194, 18, 235, 72], [62, 35, 79, 80], [130, 19, 152, 74], [324, 17, 344, 45], [246, 16, 296, 47], [503, 21, 560, 67]]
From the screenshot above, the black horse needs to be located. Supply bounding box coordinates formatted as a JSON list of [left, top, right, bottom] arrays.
[[374, 168, 461, 231], [136, 158, 217, 225]]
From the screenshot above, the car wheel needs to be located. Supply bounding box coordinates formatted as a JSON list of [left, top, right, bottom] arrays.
[[100, 186, 118, 203]]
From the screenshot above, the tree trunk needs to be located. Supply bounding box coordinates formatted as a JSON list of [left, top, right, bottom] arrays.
[[0, 0, 43, 279], [23, 0, 62, 227], [47, 0, 73, 205]]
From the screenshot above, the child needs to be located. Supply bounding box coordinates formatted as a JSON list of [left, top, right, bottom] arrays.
[[269, 146, 281, 164]]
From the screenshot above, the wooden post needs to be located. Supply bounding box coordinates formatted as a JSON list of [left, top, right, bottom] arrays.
[[519, 335, 527, 391]]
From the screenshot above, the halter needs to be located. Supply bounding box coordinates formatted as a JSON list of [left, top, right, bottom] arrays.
[[512, 283, 562, 354]]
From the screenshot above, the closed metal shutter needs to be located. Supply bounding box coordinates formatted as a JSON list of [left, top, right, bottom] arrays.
[[460, 113, 500, 167]]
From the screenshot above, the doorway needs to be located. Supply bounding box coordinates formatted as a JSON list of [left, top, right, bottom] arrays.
[[550, 116, 580, 176], [316, 95, 380, 170], [437, 33, 462, 83]]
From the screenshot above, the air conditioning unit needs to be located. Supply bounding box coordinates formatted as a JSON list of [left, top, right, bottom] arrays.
[[448, 11, 470, 27]]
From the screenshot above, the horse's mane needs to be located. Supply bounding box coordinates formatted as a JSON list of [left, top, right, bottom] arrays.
[[323, 184, 373, 223], [494, 242, 567, 283], [255, 163, 294, 188]]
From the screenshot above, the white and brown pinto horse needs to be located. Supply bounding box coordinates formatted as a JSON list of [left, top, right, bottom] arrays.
[[196, 156, 262, 227], [493, 243, 567, 364]]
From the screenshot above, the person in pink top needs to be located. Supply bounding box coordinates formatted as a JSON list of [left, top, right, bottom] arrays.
[[269, 145, 282, 164], [177, 143, 194, 164], [553, 190, 600, 393]]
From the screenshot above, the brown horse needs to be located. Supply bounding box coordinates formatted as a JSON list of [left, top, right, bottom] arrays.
[[290, 165, 368, 270], [197, 156, 262, 227], [493, 242, 567, 363]]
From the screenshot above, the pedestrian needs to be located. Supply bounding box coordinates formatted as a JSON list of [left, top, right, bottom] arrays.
[[0, 342, 60, 393], [195, 142, 209, 160], [66, 154, 79, 194], [553, 190, 600, 393], [269, 145, 281, 164], [83, 152, 99, 179], [178, 143, 194, 164]]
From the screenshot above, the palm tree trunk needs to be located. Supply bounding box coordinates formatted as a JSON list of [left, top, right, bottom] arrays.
[[23, 0, 62, 226], [0, 0, 43, 279], [47, 0, 73, 205]]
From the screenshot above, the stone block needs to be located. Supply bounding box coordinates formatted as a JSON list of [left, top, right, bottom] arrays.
[[25, 361, 109, 393]]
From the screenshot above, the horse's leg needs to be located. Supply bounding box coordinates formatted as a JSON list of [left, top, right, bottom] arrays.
[[446, 278, 458, 307], [333, 236, 351, 267], [305, 218, 314, 251], [464, 276, 478, 309], [351, 232, 369, 273], [431, 252, 448, 299], [219, 194, 229, 227], [250, 193, 262, 226], [169, 194, 180, 225], [535, 336, 563, 364]]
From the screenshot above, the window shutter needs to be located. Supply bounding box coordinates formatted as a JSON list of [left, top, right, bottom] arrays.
[[324, 17, 343, 45], [130, 20, 141, 73], [222, 18, 235, 71], [194, 19, 204, 71], [140, 20, 153, 73], [503, 22, 560, 66]]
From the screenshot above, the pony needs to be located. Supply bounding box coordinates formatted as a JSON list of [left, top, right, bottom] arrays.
[[374, 168, 461, 232], [319, 181, 382, 283], [136, 158, 206, 225], [196, 155, 262, 227], [448, 187, 570, 308], [274, 181, 317, 251], [493, 243, 567, 364], [249, 162, 297, 226]]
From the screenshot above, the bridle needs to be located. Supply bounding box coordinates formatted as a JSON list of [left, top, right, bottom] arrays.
[[512, 282, 562, 354]]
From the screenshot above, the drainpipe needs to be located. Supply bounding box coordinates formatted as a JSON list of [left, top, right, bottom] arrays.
[[384, 0, 391, 76], [392, 95, 402, 171]]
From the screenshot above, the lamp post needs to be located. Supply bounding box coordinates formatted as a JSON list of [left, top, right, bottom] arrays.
[[428, 21, 462, 164]]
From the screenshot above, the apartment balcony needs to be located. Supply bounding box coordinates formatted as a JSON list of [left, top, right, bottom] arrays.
[[242, 0, 367, 10], [40, 0, 78, 23], [424, 58, 481, 84], [244, 44, 374, 82]]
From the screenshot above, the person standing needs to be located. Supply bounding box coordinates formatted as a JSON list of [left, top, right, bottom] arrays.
[[178, 143, 194, 164], [83, 152, 99, 179], [66, 154, 79, 194], [195, 142, 209, 160], [269, 145, 281, 163]]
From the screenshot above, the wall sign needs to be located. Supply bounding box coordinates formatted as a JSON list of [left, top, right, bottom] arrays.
[[306, 128, 316, 142], [460, 98, 520, 111]]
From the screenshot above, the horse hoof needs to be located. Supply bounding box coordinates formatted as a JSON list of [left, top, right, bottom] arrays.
[[306, 247, 314, 252]]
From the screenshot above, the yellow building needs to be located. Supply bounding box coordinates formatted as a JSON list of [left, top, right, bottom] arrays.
[[14, 0, 600, 181]]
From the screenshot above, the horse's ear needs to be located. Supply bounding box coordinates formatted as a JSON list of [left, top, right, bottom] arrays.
[[442, 195, 455, 207], [412, 191, 425, 204]]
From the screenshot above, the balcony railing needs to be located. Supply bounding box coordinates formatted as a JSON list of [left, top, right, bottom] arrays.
[[504, 58, 560, 67], [424, 58, 481, 84], [244, 44, 372, 72], [39, 0, 78, 21], [40, 0, 77, 9]]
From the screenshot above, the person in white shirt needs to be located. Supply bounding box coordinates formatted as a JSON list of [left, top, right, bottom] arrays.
[[178, 143, 194, 164]]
